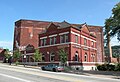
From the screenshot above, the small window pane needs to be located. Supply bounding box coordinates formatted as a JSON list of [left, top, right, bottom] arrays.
[[60, 35, 64, 43], [84, 38, 87, 46], [50, 38, 53, 45], [54, 37, 57, 44], [65, 34, 69, 42], [75, 35, 78, 43]]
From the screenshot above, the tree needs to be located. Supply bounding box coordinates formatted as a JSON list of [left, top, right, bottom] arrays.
[[105, 2, 120, 40], [104, 2, 120, 63], [4, 49, 10, 59], [33, 49, 42, 62], [104, 18, 113, 63], [58, 48, 67, 66], [13, 49, 21, 65]]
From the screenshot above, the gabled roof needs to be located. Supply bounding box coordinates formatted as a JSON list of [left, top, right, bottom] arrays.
[[41, 20, 92, 33], [80, 23, 90, 32], [58, 20, 71, 28]]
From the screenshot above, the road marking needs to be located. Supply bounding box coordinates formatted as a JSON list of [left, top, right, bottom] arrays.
[[0, 73, 34, 82]]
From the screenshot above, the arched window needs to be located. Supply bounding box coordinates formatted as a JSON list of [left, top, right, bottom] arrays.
[[91, 54, 95, 62], [84, 53, 87, 62], [50, 53, 55, 62], [75, 51, 79, 61]]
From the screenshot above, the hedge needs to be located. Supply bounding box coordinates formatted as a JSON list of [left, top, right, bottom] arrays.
[[96, 63, 120, 71]]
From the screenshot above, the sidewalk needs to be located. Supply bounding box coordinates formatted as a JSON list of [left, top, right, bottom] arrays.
[[65, 70, 120, 79], [16, 64, 120, 79], [0, 62, 40, 69]]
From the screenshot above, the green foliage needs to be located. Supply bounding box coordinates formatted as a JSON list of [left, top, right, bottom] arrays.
[[58, 48, 67, 66], [104, 45, 120, 58], [15, 61, 20, 65], [63, 66, 72, 72], [96, 63, 120, 71], [105, 2, 120, 41], [4, 49, 10, 59], [33, 49, 42, 62], [115, 63, 120, 71], [13, 49, 21, 62]]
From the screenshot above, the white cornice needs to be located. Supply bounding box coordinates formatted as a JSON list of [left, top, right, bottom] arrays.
[[40, 36, 47, 39], [39, 42, 97, 50], [59, 32, 69, 35], [71, 31, 80, 36], [49, 34, 57, 37], [81, 35, 96, 42]]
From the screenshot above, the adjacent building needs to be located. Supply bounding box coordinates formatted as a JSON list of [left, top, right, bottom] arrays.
[[0, 48, 6, 61]]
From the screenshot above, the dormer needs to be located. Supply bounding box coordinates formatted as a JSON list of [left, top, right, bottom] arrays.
[[46, 22, 58, 33]]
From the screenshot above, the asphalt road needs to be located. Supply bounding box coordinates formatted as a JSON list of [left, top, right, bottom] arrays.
[[0, 63, 119, 82]]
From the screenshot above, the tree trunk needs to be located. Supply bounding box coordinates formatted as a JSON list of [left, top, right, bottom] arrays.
[[107, 32, 112, 63]]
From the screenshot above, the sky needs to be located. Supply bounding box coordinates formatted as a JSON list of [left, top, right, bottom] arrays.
[[0, 0, 120, 50]]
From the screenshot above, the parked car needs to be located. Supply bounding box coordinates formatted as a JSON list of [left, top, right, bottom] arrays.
[[41, 64, 64, 72]]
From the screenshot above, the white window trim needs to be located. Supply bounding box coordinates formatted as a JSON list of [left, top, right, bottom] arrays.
[[71, 31, 80, 36], [60, 35, 63, 43], [50, 37, 53, 45], [53, 37, 56, 44], [75, 35, 78, 43], [81, 35, 96, 42], [40, 36, 47, 39], [81, 45, 97, 50], [50, 53, 55, 62], [49, 34, 57, 37], [71, 31, 96, 42], [39, 42, 97, 50], [70, 42, 80, 45], [59, 32, 69, 35]]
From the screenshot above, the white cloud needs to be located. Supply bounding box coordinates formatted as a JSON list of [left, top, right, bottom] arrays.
[[0, 41, 13, 50]]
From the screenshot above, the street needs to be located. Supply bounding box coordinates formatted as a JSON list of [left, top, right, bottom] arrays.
[[0, 63, 119, 82]]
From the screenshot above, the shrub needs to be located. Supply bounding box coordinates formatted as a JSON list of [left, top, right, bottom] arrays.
[[115, 63, 120, 71], [97, 64, 107, 71], [97, 63, 115, 71], [64, 66, 72, 72]]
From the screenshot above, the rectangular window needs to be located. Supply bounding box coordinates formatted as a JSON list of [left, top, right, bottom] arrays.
[[42, 54, 45, 61], [44, 39, 46, 46], [60, 35, 64, 43], [91, 41, 94, 47], [41, 39, 43, 46], [50, 37, 53, 45], [41, 39, 46, 46], [65, 34, 69, 42], [54, 37, 57, 44], [50, 53, 55, 62], [84, 38, 87, 46], [91, 54, 95, 62], [75, 35, 78, 43]]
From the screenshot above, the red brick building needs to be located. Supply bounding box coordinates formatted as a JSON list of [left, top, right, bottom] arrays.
[[13, 19, 104, 70], [39, 21, 97, 70]]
